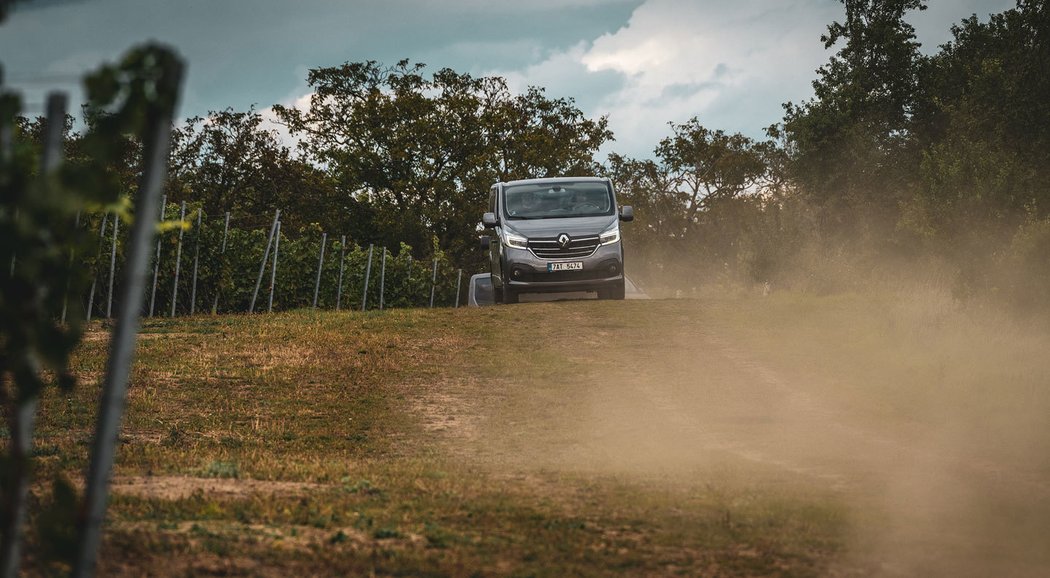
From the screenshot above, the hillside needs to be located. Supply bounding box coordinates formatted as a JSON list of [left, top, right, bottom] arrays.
[[28, 293, 1050, 576]]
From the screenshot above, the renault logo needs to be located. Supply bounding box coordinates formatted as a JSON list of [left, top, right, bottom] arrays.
[[557, 233, 571, 249]]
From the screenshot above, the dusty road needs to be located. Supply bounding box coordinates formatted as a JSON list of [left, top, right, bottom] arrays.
[[429, 297, 1050, 577]]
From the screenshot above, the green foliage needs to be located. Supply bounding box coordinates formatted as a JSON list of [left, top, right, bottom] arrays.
[[274, 59, 612, 268], [782, 0, 927, 235]]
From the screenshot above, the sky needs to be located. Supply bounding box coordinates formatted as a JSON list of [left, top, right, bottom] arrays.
[[0, 0, 1014, 160]]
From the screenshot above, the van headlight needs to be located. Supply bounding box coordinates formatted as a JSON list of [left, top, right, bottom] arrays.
[[599, 224, 620, 246], [503, 231, 528, 249]]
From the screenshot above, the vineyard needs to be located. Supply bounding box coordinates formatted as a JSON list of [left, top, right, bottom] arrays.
[[83, 202, 468, 321]]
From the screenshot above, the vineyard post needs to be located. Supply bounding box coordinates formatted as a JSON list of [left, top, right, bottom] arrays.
[[361, 244, 373, 311], [148, 194, 166, 317], [335, 235, 346, 310], [429, 258, 437, 308], [267, 220, 280, 313], [0, 92, 66, 578], [406, 255, 413, 306], [168, 201, 185, 317], [379, 247, 387, 310], [73, 55, 183, 578], [189, 209, 201, 315], [249, 208, 280, 313], [86, 215, 108, 322], [105, 213, 119, 318], [455, 269, 462, 308], [60, 207, 78, 324], [312, 232, 326, 309], [210, 211, 229, 314]]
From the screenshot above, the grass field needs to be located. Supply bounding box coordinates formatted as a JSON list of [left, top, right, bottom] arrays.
[[23, 290, 1050, 576]]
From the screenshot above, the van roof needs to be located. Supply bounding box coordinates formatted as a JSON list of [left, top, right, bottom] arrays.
[[500, 176, 608, 187]]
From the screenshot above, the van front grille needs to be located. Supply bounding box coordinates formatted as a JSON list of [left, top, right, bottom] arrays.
[[528, 235, 600, 259]]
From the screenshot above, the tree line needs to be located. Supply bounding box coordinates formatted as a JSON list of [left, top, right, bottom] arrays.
[[12, 0, 1050, 309]]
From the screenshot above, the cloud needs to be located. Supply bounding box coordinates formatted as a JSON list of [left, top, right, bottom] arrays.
[[587, 0, 845, 155]]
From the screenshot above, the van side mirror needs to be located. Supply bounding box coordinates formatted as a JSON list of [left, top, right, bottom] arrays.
[[479, 235, 491, 251], [482, 212, 498, 228], [619, 205, 634, 222]]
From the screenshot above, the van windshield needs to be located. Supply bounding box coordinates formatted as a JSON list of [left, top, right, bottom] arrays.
[[503, 182, 614, 220]]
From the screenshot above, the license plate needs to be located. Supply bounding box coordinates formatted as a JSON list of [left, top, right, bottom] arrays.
[[547, 261, 583, 272]]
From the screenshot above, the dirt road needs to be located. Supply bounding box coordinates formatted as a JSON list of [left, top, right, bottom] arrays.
[[430, 297, 1050, 577]]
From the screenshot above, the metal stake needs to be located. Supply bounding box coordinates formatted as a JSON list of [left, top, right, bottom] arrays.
[[455, 269, 463, 308], [169, 201, 185, 317], [335, 235, 346, 311], [268, 221, 280, 313], [189, 209, 201, 315], [210, 211, 230, 314], [313, 232, 327, 309], [361, 244, 373, 311], [105, 213, 119, 319], [86, 215, 108, 322], [429, 259, 438, 308], [249, 209, 281, 313], [379, 247, 387, 310], [148, 194, 166, 317], [73, 56, 183, 578]]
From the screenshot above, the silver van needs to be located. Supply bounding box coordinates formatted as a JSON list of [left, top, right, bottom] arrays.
[[481, 177, 633, 304]]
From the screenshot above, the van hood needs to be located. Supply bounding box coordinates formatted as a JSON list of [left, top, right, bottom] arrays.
[[504, 215, 617, 238]]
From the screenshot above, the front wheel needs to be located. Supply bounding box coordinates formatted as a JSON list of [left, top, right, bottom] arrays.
[[598, 280, 625, 300], [503, 287, 520, 304]]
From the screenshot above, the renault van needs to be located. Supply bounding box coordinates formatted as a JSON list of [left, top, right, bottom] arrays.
[[481, 177, 633, 304]]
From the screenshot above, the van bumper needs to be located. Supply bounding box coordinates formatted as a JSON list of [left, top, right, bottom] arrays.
[[501, 243, 624, 294]]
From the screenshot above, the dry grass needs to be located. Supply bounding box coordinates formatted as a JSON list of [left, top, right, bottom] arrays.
[[22, 291, 1050, 576]]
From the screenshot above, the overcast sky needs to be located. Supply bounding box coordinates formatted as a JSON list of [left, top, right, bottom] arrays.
[[1, 0, 1013, 159]]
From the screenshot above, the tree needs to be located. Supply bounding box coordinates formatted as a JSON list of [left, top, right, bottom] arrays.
[[782, 0, 927, 234], [167, 107, 338, 232], [274, 60, 611, 266], [912, 0, 1050, 236], [604, 119, 774, 286]]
